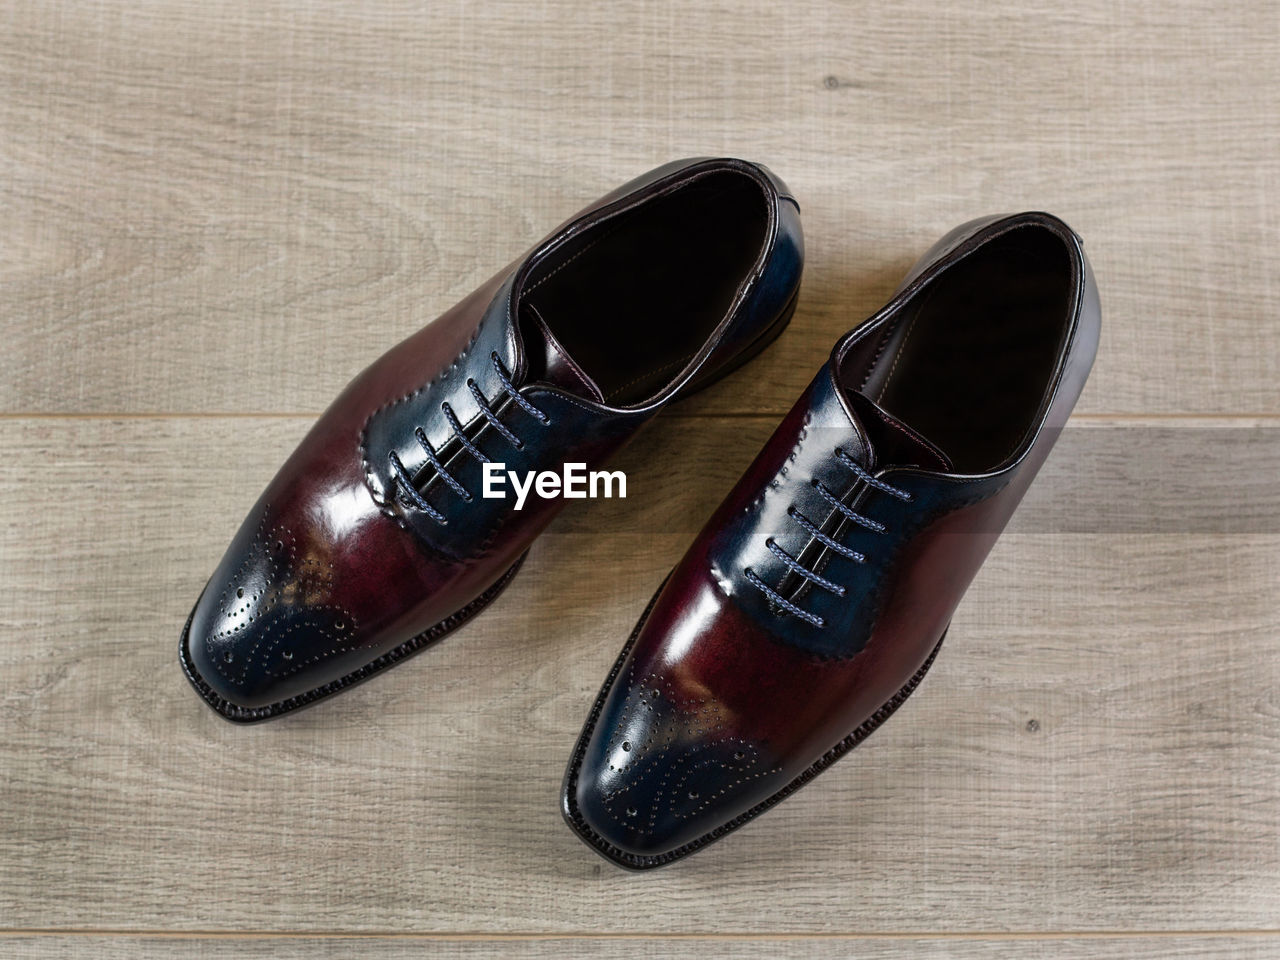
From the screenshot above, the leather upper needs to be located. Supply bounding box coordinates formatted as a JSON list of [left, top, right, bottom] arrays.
[[565, 212, 1101, 866], [182, 158, 804, 718]]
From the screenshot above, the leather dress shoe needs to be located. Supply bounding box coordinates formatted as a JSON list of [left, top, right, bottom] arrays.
[[563, 212, 1100, 868], [180, 157, 804, 721]]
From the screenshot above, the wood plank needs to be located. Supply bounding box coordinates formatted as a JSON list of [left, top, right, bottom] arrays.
[[551, 416, 1280, 536], [0, 417, 1278, 932], [2, 0, 1279, 416], [3, 935, 1280, 960]]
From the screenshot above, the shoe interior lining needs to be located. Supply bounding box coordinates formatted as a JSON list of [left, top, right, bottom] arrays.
[[518, 169, 770, 406], [847, 224, 1074, 474]]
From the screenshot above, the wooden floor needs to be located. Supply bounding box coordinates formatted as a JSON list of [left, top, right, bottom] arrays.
[[2, 1, 1278, 957]]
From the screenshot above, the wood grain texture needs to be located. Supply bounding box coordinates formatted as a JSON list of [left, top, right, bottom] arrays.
[[6, 935, 1280, 960], [3, 0, 1279, 953], [2, 0, 1279, 416], [1, 418, 1278, 934]]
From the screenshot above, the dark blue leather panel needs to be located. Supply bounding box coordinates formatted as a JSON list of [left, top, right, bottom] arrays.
[[705, 364, 1000, 659], [360, 272, 523, 558], [361, 157, 804, 561]]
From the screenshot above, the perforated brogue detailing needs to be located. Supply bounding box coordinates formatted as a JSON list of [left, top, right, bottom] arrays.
[[596, 669, 782, 836], [204, 513, 361, 685]]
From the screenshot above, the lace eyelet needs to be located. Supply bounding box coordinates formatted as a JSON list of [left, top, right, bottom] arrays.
[[747, 449, 911, 625]]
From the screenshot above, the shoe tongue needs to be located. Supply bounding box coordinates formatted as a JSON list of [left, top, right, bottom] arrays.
[[518, 304, 605, 403], [843, 389, 954, 473]]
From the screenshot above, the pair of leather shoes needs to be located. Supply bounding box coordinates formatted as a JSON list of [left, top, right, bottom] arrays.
[[179, 158, 1099, 869]]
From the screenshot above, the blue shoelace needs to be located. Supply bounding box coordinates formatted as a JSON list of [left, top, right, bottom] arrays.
[[388, 352, 551, 524], [744, 448, 912, 628]]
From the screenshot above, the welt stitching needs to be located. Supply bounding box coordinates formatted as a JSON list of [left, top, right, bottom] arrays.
[[522, 219, 626, 294], [857, 321, 899, 393], [540, 389, 608, 414], [873, 277, 950, 405], [874, 310, 920, 404], [523, 302, 599, 397], [605, 352, 697, 400], [874, 408, 947, 467]]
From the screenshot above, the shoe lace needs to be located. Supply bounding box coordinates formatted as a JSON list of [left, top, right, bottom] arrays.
[[744, 448, 912, 628], [388, 352, 551, 524]]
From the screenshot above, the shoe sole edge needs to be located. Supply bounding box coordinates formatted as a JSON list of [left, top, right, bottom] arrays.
[[178, 550, 528, 724]]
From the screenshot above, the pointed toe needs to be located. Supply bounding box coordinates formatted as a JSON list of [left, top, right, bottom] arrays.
[[180, 505, 364, 720], [571, 729, 779, 866], [564, 627, 785, 868]]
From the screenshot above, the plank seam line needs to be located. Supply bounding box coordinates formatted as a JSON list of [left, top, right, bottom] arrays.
[[4, 929, 1280, 941]]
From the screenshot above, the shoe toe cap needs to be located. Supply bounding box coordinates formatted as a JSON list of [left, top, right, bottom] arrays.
[[569, 668, 784, 866], [181, 509, 364, 717]]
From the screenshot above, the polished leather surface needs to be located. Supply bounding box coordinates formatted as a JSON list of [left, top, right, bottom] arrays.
[[564, 212, 1100, 868], [180, 157, 804, 720]]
